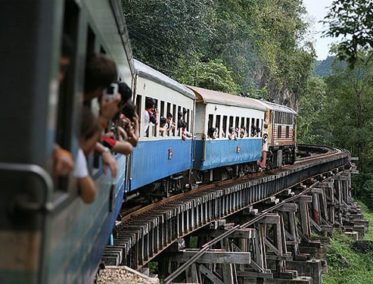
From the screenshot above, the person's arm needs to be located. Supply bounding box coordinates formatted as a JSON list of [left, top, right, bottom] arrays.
[[112, 141, 133, 156], [78, 176, 96, 204], [95, 142, 117, 177], [53, 144, 74, 176]]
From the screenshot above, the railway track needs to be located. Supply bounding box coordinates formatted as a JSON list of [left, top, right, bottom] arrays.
[[102, 145, 351, 281]]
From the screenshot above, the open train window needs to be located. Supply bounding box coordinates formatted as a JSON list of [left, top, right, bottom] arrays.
[[216, 115, 221, 138], [136, 95, 142, 136], [222, 116, 227, 138], [208, 114, 213, 129], [178, 106, 182, 137], [235, 117, 239, 130], [286, 126, 290, 138], [246, 118, 250, 137], [160, 101, 165, 119], [251, 118, 255, 136], [278, 125, 282, 138], [54, 0, 80, 190], [172, 104, 177, 136], [186, 109, 190, 131]]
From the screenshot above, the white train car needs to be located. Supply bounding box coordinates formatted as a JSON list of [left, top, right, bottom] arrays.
[[128, 60, 195, 192], [188, 86, 266, 181]]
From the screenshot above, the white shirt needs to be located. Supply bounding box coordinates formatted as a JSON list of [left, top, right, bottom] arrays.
[[73, 149, 88, 178], [143, 110, 150, 135]]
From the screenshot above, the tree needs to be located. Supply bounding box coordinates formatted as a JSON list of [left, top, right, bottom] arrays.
[[175, 57, 239, 93], [324, 0, 373, 67]]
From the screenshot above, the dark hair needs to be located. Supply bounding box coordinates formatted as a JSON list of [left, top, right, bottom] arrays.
[[178, 119, 187, 129], [208, 127, 215, 138], [167, 112, 173, 118], [160, 117, 167, 126], [84, 53, 117, 93], [118, 82, 132, 103], [145, 97, 155, 109], [62, 34, 74, 59], [122, 101, 136, 120], [80, 107, 99, 140]]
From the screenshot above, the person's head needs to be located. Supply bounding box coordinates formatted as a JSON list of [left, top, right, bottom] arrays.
[[79, 107, 101, 155], [166, 112, 173, 120], [84, 53, 118, 101], [118, 82, 132, 105], [229, 127, 234, 134], [208, 127, 215, 138], [145, 97, 155, 110], [59, 35, 74, 82], [160, 117, 167, 127], [121, 101, 137, 121]]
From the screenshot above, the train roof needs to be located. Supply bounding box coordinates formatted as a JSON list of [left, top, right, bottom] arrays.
[[254, 100, 297, 114], [187, 86, 266, 111], [134, 59, 195, 99]]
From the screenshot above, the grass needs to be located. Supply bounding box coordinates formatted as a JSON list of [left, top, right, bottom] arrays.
[[322, 201, 373, 284]]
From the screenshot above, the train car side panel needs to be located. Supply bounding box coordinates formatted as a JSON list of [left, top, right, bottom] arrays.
[[194, 138, 262, 171], [129, 139, 192, 191]]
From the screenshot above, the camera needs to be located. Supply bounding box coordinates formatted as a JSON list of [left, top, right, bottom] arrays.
[[103, 83, 118, 102]]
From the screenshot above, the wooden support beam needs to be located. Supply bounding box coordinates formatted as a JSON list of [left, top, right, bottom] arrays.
[[237, 270, 273, 279], [277, 203, 298, 212], [166, 250, 251, 264], [199, 264, 224, 284]]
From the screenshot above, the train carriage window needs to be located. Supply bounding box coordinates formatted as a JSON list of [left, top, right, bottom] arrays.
[[278, 125, 282, 138], [172, 104, 177, 136], [229, 116, 234, 129], [215, 115, 221, 138], [222, 116, 227, 138], [136, 95, 142, 136], [208, 114, 213, 138], [256, 119, 260, 137], [178, 106, 182, 137], [186, 109, 190, 131], [235, 117, 239, 130], [251, 118, 255, 137], [54, 0, 80, 190], [160, 101, 165, 119], [154, 98, 159, 137], [246, 118, 250, 138], [286, 126, 290, 138]]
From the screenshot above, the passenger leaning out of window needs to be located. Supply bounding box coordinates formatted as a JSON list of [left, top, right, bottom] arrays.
[[228, 127, 237, 140], [83, 53, 121, 177], [74, 107, 101, 204], [143, 98, 157, 135]]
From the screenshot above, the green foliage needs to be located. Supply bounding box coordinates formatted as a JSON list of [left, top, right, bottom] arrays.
[[323, 204, 373, 284], [175, 57, 239, 93], [297, 76, 329, 144], [122, 0, 314, 103], [324, 0, 373, 67]]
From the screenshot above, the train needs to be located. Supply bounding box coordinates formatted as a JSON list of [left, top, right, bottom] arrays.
[[0, 0, 296, 283]]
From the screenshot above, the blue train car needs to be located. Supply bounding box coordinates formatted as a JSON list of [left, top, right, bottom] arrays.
[[0, 0, 133, 283], [128, 60, 195, 192], [188, 86, 266, 179]]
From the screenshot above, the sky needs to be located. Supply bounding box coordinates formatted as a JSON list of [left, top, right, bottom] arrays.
[[303, 0, 336, 60]]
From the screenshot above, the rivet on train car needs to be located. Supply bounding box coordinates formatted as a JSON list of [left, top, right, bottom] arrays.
[[168, 148, 173, 160], [236, 145, 240, 153]]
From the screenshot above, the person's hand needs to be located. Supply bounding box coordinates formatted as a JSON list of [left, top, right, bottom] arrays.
[[101, 151, 117, 178], [53, 146, 74, 176]]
